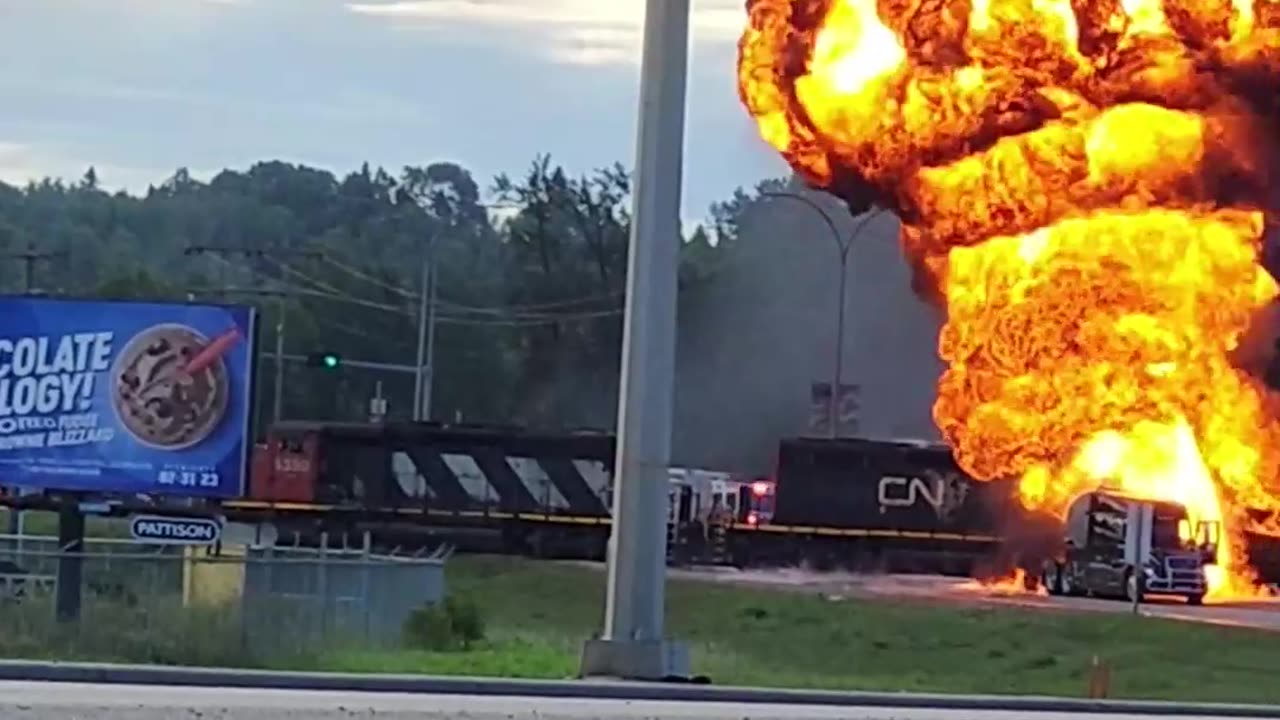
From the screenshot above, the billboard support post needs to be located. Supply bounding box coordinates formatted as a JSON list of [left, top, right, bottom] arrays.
[[54, 499, 85, 623]]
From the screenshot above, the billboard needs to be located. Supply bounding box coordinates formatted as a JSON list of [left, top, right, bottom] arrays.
[[0, 297, 257, 498]]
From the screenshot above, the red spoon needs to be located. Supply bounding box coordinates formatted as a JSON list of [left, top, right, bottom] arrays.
[[183, 327, 242, 376], [136, 327, 241, 395]]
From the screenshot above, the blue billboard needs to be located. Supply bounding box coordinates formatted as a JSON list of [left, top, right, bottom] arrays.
[[0, 297, 257, 499]]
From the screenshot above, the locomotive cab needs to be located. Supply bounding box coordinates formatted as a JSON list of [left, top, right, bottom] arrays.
[[738, 479, 776, 526], [250, 428, 319, 502]]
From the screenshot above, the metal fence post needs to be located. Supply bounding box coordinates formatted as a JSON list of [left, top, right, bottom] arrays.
[[361, 530, 373, 643], [318, 531, 330, 642], [239, 548, 252, 658]]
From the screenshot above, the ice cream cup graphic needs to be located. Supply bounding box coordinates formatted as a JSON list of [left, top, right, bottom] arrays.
[[111, 323, 238, 451]]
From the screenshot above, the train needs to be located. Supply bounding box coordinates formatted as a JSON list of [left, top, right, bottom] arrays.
[[5, 418, 1275, 586], [225, 420, 1280, 585], [223, 421, 1054, 577]]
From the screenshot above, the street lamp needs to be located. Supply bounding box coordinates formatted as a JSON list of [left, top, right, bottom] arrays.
[[761, 190, 883, 438], [579, 0, 691, 681]]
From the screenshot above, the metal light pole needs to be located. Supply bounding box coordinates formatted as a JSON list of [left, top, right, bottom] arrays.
[[762, 191, 881, 437], [413, 240, 431, 422], [579, 0, 690, 680], [423, 258, 438, 421], [413, 237, 440, 422], [273, 297, 286, 424]]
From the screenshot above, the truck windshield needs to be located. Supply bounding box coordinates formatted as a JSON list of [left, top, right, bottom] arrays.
[[1152, 515, 1190, 550]]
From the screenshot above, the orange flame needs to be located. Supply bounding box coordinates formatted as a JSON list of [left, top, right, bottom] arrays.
[[739, 0, 1280, 598]]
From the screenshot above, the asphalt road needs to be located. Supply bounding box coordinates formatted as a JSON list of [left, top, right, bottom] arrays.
[[974, 586, 1280, 629], [680, 567, 1280, 630], [883, 574, 1280, 629], [0, 682, 1254, 720]]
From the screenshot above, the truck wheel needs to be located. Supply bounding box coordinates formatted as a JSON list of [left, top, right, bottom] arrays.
[[1041, 564, 1062, 596], [1060, 564, 1076, 596], [1187, 593, 1204, 606]]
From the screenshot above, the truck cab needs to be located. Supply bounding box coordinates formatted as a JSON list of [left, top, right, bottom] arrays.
[[1042, 490, 1219, 605]]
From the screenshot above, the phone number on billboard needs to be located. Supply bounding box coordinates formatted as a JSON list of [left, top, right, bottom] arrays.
[[156, 470, 220, 488]]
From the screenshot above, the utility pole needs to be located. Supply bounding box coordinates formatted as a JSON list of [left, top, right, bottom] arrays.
[[207, 287, 293, 423], [5, 243, 66, 296], [579, 0, 690, 680], [184, 246, 321, 424], [3, 243, 65, 547], [412, 239, 438, 422], [422, 258, 438, 421]]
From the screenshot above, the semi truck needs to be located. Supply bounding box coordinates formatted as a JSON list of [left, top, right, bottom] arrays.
[[1040, 490, 1220, 604]]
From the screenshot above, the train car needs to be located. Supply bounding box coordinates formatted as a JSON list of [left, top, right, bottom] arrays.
[[225, 421, 1280, 587], [728, 435, 1054, 576], [233, 421, 769, 563], [228, 421, 619, 558]]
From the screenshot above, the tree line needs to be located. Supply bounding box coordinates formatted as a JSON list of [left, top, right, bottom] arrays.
[[0, 157, 779, 433]]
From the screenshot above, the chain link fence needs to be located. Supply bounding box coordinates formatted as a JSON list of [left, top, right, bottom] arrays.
[[0, 534, 448, 665]]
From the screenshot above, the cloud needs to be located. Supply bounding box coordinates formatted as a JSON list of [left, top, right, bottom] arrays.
[[0, 140, 183, 193], [346, 0, 746, 66], [0, 143, 42, 186]]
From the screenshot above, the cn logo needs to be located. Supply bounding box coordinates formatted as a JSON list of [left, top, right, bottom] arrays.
[[877, 472, 969, 521]]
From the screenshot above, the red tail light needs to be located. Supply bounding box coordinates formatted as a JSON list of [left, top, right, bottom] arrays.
[[747, 512, 760, 526], [751, 480, 773, 497]]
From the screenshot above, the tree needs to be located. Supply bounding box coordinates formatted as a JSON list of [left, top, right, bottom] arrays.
[[492, 156, 632, 427], [0, 155, 739, 430]]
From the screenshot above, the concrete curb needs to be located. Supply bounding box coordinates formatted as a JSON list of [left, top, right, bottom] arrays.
[[0, 661, 1275, 717]]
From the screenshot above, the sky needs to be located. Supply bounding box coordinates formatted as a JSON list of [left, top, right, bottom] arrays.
[[0, 0, 788, 219]]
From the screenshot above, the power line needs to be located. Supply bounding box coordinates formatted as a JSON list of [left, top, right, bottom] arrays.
[[442, 292, 624, 315], [197, 251, 623, 325], [433, 309, 622, 327], [184, 245, 322, 424], [319, 254, 415, 299], [260, 262, 617, 322], [198, 284, 620, 326], [193, 284, 409, 316], [268, 257, 361, 301], [320, 251, 625, 313]]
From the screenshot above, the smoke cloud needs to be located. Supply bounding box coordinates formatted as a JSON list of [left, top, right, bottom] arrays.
[[671, 182, 944, 474]]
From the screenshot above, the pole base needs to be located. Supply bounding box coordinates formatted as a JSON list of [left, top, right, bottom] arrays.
[[579, 638, 690, 680]]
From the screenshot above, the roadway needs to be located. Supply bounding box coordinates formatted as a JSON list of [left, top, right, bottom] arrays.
[[677, 567, 1280, 630], [0, 682, 1256, 720]]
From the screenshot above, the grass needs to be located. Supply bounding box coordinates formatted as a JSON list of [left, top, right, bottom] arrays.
[[0, 509, 131, 539], [1, 552, 1278, 703], [316, 556, 1280, 704]]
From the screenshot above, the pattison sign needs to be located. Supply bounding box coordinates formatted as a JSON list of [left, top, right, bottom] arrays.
[[129, 515, 221, 545]]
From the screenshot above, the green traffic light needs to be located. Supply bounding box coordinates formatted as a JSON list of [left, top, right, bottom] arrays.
[[323, 355, 339, 369]]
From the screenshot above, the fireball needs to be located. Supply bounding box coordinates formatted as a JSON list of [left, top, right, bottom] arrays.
[[738, 0, 1280, 597]]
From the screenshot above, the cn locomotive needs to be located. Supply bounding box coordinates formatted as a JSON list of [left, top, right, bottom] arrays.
[[226, 421, 1048, 576]]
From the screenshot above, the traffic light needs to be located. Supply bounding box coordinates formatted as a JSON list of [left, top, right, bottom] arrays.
[[306, 352, 341, 369]]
